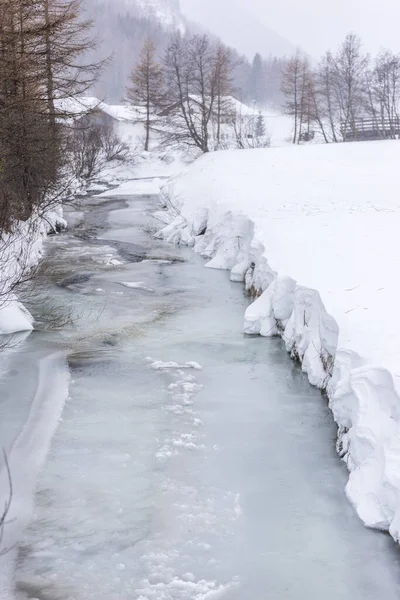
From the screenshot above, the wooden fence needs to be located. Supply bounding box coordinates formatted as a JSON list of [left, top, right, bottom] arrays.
[[341, 117, 400, 141]]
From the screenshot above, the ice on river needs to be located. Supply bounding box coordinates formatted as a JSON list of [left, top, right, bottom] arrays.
[[6, 193, 400, 600], [0, 352, 70, 600]]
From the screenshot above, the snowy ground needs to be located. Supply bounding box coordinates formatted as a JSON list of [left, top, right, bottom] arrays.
[[155, 140, 400, 544]]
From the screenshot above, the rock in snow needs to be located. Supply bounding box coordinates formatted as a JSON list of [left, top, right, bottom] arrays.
[[156, 141, 400, 544], [0, 296, 34, 335]]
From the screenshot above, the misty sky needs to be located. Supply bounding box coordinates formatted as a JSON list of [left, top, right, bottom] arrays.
[[180, 0, 400, 58]]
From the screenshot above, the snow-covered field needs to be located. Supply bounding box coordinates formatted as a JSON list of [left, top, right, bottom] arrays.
[[155, 140, 400, 543]]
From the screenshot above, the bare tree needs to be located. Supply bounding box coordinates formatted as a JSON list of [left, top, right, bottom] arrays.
[[332, 33, 369, 140], [281, 50, 303, 144], [368, 51, 400, 137], [126, 38, 165, 151], [315, 52, 340, 142], [100, 123, 130, 161], [297, 56, 316, 142], [163, 34, 220, 153], [69, 118, 104, 179], [0, 0, 102, 308], [40, 0, 104, 116], [213, 43, 236, 149], [281, 50, 316, 143], [282, 35, 369, 144]]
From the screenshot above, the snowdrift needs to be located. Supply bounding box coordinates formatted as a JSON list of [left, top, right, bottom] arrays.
[[155, 141, 400, 543]]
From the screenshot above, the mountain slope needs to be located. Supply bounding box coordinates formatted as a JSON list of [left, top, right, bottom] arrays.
[[83, 0, 187, 101], [83, 0, 291, 104], [90, 0, 185, 30], [180, 0, 295, 58]]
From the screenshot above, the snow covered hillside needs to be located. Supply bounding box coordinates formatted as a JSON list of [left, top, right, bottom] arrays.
[[130, 0, 183, 29], [90, 0, 185, 30], [156, 140, 400, 544]]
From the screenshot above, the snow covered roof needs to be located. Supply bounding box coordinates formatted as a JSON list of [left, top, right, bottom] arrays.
[[105, 104, 145, 122], [53, 97, 146, 123], [54, 96, 103, 116]]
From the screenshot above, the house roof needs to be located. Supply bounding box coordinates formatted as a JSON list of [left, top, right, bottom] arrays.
[[54, 96, 147, 123], [159, 95, 260, 117], [54, 96, 103, 116]]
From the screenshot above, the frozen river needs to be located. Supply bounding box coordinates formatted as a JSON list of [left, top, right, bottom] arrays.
[[2, 187, 400, 599]]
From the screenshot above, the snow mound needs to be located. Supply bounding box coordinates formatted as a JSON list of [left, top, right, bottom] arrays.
[[0, 296, 34, 335], [147, 358, 203, 371], [155, 141, 400, 543]]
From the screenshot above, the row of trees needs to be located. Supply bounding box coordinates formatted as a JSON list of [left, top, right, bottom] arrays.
[[282, 34, 400, 143], [127, 35, 270, 154], [246, 53, 286, 107], [0, 0, 99, 231]]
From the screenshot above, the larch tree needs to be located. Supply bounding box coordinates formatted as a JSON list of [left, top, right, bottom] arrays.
[[297, 56, 316, 142], [281, 50, 315, 144], [127, 38, 164, 151], [281, 51, 302, 143], [37, 0, 101, 182], [213, 43, 236, 149], [0, 0, 101, 304]]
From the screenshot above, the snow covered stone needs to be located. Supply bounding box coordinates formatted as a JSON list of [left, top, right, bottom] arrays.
[[0, 298, 34, 335]]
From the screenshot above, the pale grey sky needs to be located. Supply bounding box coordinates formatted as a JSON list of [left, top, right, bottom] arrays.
[[180, 0, 400, 58]]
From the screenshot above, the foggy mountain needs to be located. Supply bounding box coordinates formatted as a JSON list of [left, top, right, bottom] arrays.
[[83, 0, 289, 105], [179, 0, 296, 60], [92, 0, 185, 31], [83, 0, 190, 101]]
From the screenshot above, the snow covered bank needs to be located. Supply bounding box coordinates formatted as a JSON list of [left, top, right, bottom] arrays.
[[155, 141, 400, 542], [0, 208, 66, 335]]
